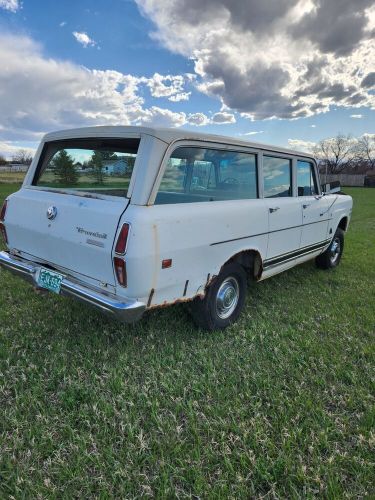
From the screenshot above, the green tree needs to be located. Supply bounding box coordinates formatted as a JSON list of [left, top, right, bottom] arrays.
[[126, 155, 135, 170], [90, 151, 106, 184], [52, 150, 79, 185], [100, 151, 117, 161]]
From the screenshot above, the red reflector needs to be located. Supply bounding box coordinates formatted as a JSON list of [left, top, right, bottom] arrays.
[[0, 222, 8, 244], [114, 257, 127, 287], [115, 223, 130, 255], [162, 258, 172, 269], [0, 200, 7, 221]]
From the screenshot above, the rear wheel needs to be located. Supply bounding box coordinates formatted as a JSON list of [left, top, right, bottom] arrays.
[[315, 228, 344, 269], [190, 262, 247, 331]]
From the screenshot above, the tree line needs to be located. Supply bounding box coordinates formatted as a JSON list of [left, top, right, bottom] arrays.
[[313, 134, 375, 175], [0, 149, 33, 166]]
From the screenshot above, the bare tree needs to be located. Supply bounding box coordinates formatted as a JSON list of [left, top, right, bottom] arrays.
[[313, 134, 356, 176], [11, 149, 33, 165], [355, 134, 375, 170], [0, 154, 7, 166]]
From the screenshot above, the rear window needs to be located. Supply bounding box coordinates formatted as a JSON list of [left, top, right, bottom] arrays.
[[33, 138, 140, 198]]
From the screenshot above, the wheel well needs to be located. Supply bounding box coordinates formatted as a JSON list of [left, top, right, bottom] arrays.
[[225, 249, 263, 281], [338, 217, 348, 231]]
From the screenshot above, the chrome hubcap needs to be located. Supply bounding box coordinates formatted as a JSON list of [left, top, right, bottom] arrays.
[[215, 277, 239, 319], [330, 237, 341, 264]]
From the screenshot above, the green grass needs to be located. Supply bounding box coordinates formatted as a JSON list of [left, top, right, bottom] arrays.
[[0, 184, 374, 498]]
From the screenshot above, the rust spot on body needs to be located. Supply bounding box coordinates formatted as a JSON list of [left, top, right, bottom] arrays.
[[148, 294, 197, 309]]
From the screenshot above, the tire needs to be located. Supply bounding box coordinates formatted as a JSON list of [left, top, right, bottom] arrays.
[[189, 262, 247, 331], [315, 228, 344, 269]]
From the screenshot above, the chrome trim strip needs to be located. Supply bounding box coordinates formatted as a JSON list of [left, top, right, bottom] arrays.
[[210, 219, 332, 246], [0, 251, 145, 323], [264, 239, 331, 267], [263, 240, 330, 270]]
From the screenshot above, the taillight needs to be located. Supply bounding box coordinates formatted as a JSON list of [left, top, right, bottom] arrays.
[[114, 257, 127, 287], [0, 200, 7, 221], [115, 223, 130, 255], [114, 223, 130, 286], [0, 200, 8, 244]]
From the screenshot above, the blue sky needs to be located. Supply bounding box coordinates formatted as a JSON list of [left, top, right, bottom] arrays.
[[0, 0, 374, 158]]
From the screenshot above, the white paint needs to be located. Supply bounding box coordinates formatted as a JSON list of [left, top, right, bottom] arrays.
[[4, 126, 353, 316]]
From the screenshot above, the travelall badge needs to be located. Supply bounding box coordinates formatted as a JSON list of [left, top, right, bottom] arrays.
[[46, 206, 57, 220]]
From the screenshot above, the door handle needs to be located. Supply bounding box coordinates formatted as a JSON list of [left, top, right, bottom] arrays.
[[303, 204, 310, 209], [269, 207, 280, 213]]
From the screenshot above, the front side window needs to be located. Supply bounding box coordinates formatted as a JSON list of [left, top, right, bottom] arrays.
[[297, 160, 318, 196], [155, 147, 258, 204], [263, 156, 292, 198], [33, 138, 140, 198]]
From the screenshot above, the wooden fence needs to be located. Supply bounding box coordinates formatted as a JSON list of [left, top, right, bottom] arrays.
[[0, 164, 29, 173], [323, 174, 365, 187]]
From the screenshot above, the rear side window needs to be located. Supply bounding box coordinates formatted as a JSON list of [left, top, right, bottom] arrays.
[[155, 147, 258, 204], [158, 157, 188, 193], [33, 138, 140, 198], [263, 156, 292, 198], [297, 160, 318, 196]]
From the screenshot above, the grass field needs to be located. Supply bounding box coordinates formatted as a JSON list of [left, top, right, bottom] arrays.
[[0, 184, 374, 498], [0, 171, 26, 184]]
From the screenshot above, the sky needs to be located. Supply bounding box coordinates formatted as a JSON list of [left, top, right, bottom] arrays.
[[0, 0, 374, 159]]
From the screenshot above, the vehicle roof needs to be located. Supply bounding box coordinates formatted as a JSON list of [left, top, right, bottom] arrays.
[[43, 125, 315, 160]]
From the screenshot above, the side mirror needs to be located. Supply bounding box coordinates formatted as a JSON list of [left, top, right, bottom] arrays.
[[321, 180, 341, 194]]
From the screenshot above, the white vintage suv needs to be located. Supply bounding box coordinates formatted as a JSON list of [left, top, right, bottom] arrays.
[[0, 127, 353, 330]]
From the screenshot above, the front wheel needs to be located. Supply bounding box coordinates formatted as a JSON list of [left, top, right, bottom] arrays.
[[189, 263, 247, 331], [315, 228, 344, 269]]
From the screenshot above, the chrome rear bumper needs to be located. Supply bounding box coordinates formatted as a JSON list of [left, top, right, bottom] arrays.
[[0, 251, 146, 323]]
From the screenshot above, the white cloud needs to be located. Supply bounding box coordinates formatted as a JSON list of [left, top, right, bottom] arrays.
[[135, 0, 375, 120], [0, 0, 19, 12], [288, 138, 316, 152], [211, 111, 236, 124], [146, 73, 191, 101], [311, 124, 316, 128], [187, 112, 210, 126], [243, 130, 264, 136], [138, 106, 187, 127], [265, 184, 290, 196], [168, 92, 191, 102], [147, 73, 182, 97], [350, 114, 363, 118], [73, 31, 96, 48], [60, 21, 66, 27], [264, 168, 284, 180], [0, 32, 202, 143], [0, 141, 36, 160]]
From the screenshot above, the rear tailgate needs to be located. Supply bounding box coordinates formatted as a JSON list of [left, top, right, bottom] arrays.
[[5, 188, 127, 286]]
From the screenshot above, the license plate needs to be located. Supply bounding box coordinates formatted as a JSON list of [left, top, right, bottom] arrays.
[[37, 268, 64, 294]]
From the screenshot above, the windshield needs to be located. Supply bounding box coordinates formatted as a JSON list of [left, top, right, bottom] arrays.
[[33, 138, 140, 198]]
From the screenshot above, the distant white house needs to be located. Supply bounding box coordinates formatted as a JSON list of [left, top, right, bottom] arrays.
[[73, 158, 129, 175], [102, 159, 127, 175]]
